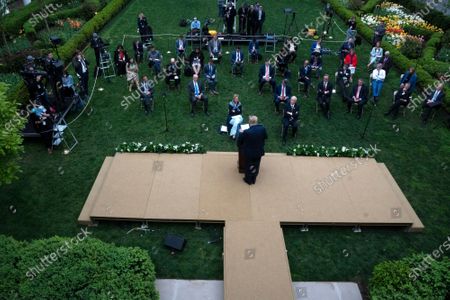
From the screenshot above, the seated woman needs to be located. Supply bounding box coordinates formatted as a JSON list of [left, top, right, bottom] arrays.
[[367, 41, 383, 69], [310, 54, 322, 79], [344, 48, 358, 78], [61, 71, 75, 98], [310, 38, 322, 57], [126, 58, 139, 92], [227, 94, 243, 140], [384, 83, 411, 119], [189, 47, 205, 76]]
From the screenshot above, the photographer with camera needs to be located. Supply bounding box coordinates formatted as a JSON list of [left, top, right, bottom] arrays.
[[90, 33, 104, 68]]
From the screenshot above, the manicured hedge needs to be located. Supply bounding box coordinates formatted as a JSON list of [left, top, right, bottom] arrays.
[[5, 0, 131, 105], [419, 32, 450, 77], [0, 235, 159, 299], [0, 0, 74, 37], [361, 0, 382, 14], [369, 253, 450, 300], [326, 0, 450, 110]]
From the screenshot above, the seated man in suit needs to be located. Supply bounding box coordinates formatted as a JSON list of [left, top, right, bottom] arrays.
[[385, 83, 411, 119], [421, 83, 444, 124], [248, 38, 259, 63], [188, 74, 209, 116], [347, 78, 368, 119], [208, 35, 222, 62], [274, 79, 291, 113], [282, 96, 299, 143], [139, 75, 153, 115], [175, 35, 187, 59], [317, 74, 333, 119], [165, 58, 181, 88], [204, 59, 219, 95], [231, 46, 245, 75], [400, 67, 417, 93], [258, 59, 276, 95], [336, 64, 352, 102], [298, 60, 312, 95], [147, 45, 162, 75]]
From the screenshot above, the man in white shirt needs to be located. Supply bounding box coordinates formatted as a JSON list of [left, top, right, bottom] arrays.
[[371, 63, 386, 104], [421, 83, 444, 124]]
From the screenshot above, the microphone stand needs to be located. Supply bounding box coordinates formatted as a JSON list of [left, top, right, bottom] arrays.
[[360, 102, 375, 141], [162, 92, 169, 132]]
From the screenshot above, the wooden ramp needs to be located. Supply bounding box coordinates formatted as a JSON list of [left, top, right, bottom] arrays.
[[78, 152, 424, 300], [224, 221, 294, 300]]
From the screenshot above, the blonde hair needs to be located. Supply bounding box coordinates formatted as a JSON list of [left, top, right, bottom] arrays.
[[249, 115, 258, 125]]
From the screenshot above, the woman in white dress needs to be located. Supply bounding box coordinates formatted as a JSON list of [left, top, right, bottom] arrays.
[[126, 58, 139, 91]]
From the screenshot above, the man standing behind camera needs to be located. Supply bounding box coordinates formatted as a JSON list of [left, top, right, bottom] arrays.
[[72, 50, 89, 100], [90, 32, 104, 68]]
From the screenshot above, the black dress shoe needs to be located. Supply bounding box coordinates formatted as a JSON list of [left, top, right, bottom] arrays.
[[243, 178, 252, 185]]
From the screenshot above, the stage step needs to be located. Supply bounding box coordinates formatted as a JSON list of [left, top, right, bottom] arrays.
[[78, 157, 114, 226], [376, 163, 424, 231]]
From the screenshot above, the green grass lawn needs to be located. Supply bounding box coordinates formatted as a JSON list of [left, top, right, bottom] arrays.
[[1, 0, 449, 288]]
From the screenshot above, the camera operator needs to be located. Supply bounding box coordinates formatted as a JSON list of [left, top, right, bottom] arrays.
[[29, 75, 51, 109], [90, 32, 104, 67], [72, 50, 89, 100]]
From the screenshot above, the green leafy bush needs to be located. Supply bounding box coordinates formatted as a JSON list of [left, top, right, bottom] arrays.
[[400, 36, 425, 59], [347, 0, 364, 10], [437, 47, 450, 63], [0, 83, 24, 185], [403, 24, 434, 41], [369, 253, 450, 300], [0, 235, 159, 299], [361, 0, 382, 13]]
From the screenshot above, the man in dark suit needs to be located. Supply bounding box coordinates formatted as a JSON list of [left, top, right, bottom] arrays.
[[282, 96, 299, 144], [204, 59, 219, 95], [317, 74, 333, 119], [237, 115, 268, 185], [258, 59, 276, 95], [72, 50, 89, 100], [298, 60, 312, 95], [254, 5, 265, 34], [188, 74, 209, 116], [224, 2, 236, 34], [208, 35, 222, 62], [165, 58, 181, 89], [380, 51, 393, 76], [421, 83, 444, 124], [385, 83, 411, 119], [274, 79, 292, 113], [347, 78, 369, 119], [231, 46, 245, 75]]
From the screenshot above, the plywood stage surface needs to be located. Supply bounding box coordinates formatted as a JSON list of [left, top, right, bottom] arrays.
[[78, 152, 423, 300]]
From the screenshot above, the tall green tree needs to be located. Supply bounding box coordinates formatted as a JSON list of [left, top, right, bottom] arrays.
[[0, 83, 25, 185]]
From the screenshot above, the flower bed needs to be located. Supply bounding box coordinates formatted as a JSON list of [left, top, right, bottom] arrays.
[[116, 142, 206, 154], [287, 145, 376, 158], [361, 1, 443, 48]]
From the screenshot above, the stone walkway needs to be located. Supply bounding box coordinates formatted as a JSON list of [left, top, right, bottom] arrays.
[[156, 280, 363, 300]]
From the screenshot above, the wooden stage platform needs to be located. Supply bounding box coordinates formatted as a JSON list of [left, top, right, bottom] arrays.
[[78, 152, 423, 300]]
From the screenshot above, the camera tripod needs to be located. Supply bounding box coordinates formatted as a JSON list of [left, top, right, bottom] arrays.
[[283, 11, 299, 37]]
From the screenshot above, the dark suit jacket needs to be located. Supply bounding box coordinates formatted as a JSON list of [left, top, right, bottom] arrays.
[[317, 81, 333, 99], [395, 88, 411, 103], [259, 64, 275, 82], [299, 65, 312, 78], [275, 84, 292, 99], [249, 41, 259, 54], [238, 124, 268, 159], [73, 57, 89, 76], [231, 50, 245, 63], [187, 80, 205, 99], [426, 90, 445, 107], [204, 63, 217, 79], [283, 103, 299, 122], [381, 55, 393, 73], [228, 101, 242, 117], [351, 84, 369, 102]]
